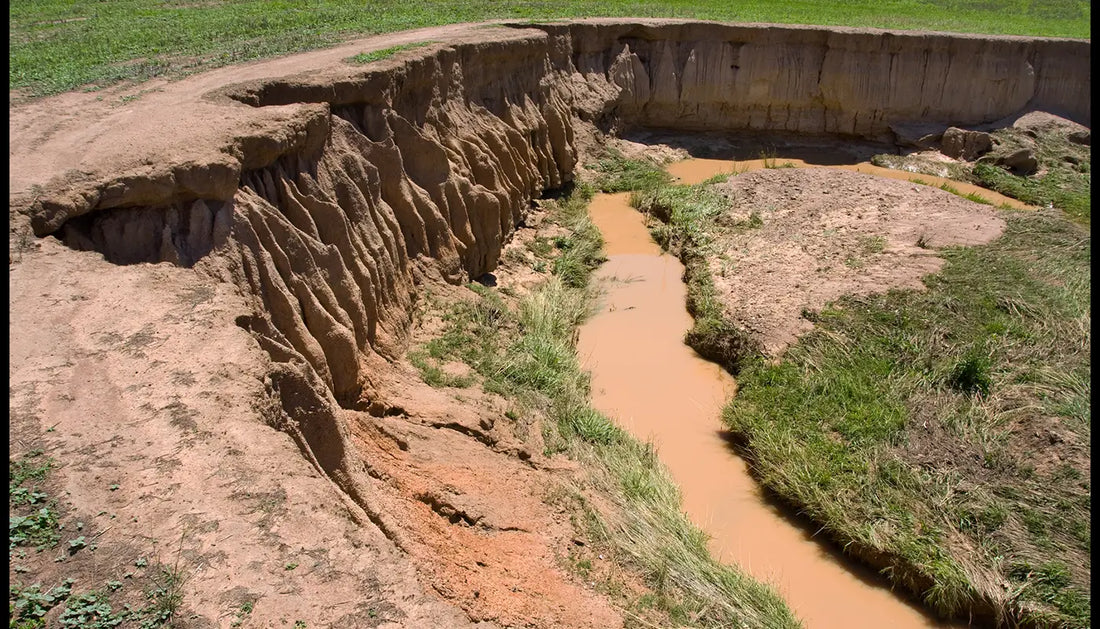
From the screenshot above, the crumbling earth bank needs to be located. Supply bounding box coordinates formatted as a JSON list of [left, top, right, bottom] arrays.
[[8, 19, 1089, 625]]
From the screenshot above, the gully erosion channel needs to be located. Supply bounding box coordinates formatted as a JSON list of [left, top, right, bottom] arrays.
[[576, 156, 1005, 629], [10, 18, 1089, 627]]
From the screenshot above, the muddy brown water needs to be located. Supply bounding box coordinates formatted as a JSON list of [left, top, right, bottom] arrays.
[[575, 159, 991, 628]]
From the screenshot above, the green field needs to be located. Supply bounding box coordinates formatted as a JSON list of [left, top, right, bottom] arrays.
[[9, 0, 1091, 98]]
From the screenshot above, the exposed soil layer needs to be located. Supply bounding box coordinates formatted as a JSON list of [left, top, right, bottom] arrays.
[[8, 19, 1090, 626]]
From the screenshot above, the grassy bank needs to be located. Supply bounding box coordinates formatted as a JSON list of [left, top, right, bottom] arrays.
[[722, 208, 1091, 627], [614, 147, 1090, 626], [409, 184, 800, 628], [10, 0, 1090, 98]]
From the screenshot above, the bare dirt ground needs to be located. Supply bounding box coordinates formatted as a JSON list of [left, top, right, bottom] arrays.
[[9, 238, 486, 627], [9, 205, 632, 627], [705, 167, 1006, 356]]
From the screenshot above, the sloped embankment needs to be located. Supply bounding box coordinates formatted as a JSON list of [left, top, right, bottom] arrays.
[[8, 19, 1090, 626]]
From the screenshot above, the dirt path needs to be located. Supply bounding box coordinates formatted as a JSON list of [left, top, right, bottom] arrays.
[[8, 22, 498, 201]]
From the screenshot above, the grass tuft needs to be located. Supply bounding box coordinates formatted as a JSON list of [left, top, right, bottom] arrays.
[[590, 150, 672, 193], [347, 41, 434, 64]]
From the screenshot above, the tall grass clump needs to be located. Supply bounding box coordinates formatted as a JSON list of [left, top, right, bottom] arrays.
[[590, 149, 672, 193], [547, 183, 606, 288]]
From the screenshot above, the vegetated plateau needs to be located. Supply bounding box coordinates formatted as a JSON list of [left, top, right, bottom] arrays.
[[8, 9, 1090, 629]]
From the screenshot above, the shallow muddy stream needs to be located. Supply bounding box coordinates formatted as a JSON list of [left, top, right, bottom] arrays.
[[575, 158, 987, 627]]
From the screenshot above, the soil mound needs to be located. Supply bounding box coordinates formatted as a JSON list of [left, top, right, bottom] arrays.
[[709, 168, 1005, 355]]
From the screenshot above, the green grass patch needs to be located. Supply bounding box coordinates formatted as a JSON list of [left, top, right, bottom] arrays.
[[723, 209, 1090, 626], [9, 451, 60, 553], [590, 149, 672, 193], [346, 41, 434, 64], [975, 126, 1091, 224], [909, 177, 995, 206], [883, 126, 1091, 224], [972, 156, 1091, 223]]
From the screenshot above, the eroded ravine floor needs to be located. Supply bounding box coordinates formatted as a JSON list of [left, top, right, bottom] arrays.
[[577, 187, 959, 628]]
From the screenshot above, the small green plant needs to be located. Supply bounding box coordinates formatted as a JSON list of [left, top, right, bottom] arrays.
[[859, 235, 887, 254], [590, 150, 671, 193], [10, 579, 74, 624], [409, 351, 475, 388], [9, 507, 60, 551], [526, 236, 554, 258], [57, 590, 124, 627], [737, 210, 763, 230], [140, 562, 188, 626], [230, 600, 255, 627], [760, 149, 795, 169], [964, 192, 992, 205]]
